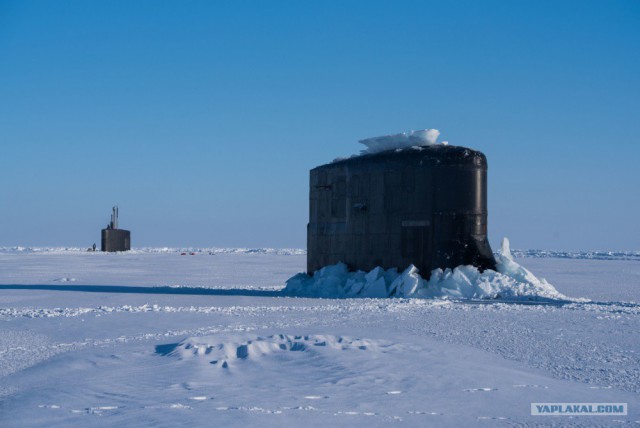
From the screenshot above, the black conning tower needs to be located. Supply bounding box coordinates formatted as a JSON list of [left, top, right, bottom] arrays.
[[307, 145, 496, 276], [101, 206, 131, 252]]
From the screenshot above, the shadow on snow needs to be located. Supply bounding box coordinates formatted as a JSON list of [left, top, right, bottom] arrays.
[[0, 284, 280, 297], [0, 284, 637, 311]]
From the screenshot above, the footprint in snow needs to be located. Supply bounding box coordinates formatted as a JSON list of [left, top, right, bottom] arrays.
[[216, 406, 282, 414], [188, 396, 210, 401], [70, 406, 118, 415], [464, 388, 497, 392], [282, 406, 318, 411], [143, 403, 190, 410], [336, 411, 377, 416], [170, 403, 192, 409], [38, 404, 60, 409], [513, 384, 548, 389]]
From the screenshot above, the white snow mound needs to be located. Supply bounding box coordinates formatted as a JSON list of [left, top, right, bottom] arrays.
[[283, 238, 577, 301], [359, 129, 442, 154], [161, 334, 390, 368]]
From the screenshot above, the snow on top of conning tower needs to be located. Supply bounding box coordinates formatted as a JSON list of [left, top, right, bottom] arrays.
[[358, 128, 448, 155]]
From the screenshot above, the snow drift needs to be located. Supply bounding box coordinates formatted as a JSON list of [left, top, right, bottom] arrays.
[[160, 334, 390, 369], [283, 238, 575, 301], [358, 129, 444, 154]]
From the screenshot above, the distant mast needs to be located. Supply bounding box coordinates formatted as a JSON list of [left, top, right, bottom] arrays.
[[110, 206, 119, 229]]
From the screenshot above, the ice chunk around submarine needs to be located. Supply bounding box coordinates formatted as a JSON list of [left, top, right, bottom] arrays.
[[307, 130, 496, 277]]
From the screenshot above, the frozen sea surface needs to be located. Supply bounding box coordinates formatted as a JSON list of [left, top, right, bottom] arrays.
[[0, 250, 638, 427]]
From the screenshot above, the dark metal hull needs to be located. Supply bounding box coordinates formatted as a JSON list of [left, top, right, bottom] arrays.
[[101, 229, 131, 252], [307, 145, 496, 277]]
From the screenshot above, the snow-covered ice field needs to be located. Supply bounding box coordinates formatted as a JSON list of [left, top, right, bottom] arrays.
[[0, 249, 639, 427]]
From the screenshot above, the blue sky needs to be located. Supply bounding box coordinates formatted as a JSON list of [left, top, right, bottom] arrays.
[[1, 0, 639, 250]]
